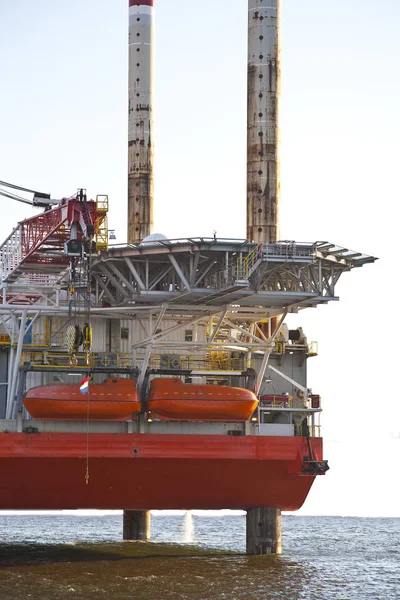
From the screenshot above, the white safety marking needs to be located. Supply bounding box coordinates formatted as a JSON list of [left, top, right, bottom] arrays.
[[129, 5, 153, 15]]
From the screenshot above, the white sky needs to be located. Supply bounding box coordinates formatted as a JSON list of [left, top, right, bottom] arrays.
[[0, 0, 399, 517]]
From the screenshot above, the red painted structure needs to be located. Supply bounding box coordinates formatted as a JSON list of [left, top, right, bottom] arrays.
[[0, 434, 322, 510], [0, 192, 102, 296], [147, 378, 259, 421], [18, 198, 97, 272], [23, 379, 141, 421], [129, 0, 153, 6]]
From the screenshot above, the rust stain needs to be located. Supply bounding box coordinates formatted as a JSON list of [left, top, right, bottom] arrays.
[[247, 2, 280, 244]]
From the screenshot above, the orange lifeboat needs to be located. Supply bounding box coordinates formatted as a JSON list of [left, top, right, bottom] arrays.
[[147, 378, 258, 422], [23, 378, 141, 421]]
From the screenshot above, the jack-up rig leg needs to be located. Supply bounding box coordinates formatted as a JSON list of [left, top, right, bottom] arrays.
[[123, 510, 151, 541], [246, 507, 282, 555]]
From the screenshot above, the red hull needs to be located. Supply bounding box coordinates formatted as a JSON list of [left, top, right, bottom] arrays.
[[0, 433, 322, 511]]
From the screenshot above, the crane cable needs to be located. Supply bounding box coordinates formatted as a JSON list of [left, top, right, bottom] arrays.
[[2, 178, 94, 484], [0, 188, 33, 205], [0, 179, 82, 208], [0, 179, 42, 194], [0, 179, 48, 205], [84, 239, 94, 486]]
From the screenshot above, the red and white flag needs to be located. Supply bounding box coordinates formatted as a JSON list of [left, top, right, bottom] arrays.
[[80, 376, 89, 394]]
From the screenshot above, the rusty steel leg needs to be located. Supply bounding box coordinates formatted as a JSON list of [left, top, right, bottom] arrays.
[[127, 0, 154, 243], [247, 0, 281, 244], [246, 507, 282, 555], [123, 510, 151, 541]]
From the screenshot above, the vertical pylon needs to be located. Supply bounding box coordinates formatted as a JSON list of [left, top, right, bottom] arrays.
[[247, 0, 281, 243], [128, 0, 154, 243], [246, 507, 282, 555]]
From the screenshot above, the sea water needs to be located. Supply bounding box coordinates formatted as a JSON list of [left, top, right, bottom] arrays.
[[0, 513, 399, 599]]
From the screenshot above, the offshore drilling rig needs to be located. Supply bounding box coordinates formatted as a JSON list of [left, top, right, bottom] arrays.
[[0, 0, 376, 555]]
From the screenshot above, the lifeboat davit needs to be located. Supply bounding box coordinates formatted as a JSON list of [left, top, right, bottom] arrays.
[[23, 378, 141, 421], [147, 378, 259, 422]]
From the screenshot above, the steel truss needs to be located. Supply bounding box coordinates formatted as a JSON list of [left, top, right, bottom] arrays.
[[0, 194, 108, 304], [90, 239, 375, 307], [0, 238, 376, 420]]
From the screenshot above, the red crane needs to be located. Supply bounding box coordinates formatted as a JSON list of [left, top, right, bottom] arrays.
[[0, 183, 108, 301]]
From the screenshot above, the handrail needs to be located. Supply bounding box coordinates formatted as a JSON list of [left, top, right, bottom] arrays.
[[20, 351, 254, 372], [20, 351, 133, 369], [95, 195, 109, 251], [294, 423, 321, 438], [258, 395, 292, 408], [149, 354, 253, 372], [236, 244, 260, 279]]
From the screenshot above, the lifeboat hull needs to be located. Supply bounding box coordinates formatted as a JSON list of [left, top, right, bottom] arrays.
[[23, 379, 141, 421], [147, 379, 258, 421]]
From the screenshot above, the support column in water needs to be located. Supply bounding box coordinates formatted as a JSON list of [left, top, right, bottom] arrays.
[[123, 510, 151, 541], [246, 507, 282, 555]]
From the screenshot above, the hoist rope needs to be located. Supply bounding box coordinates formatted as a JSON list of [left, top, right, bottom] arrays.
[[84, 241, 93, 486]]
